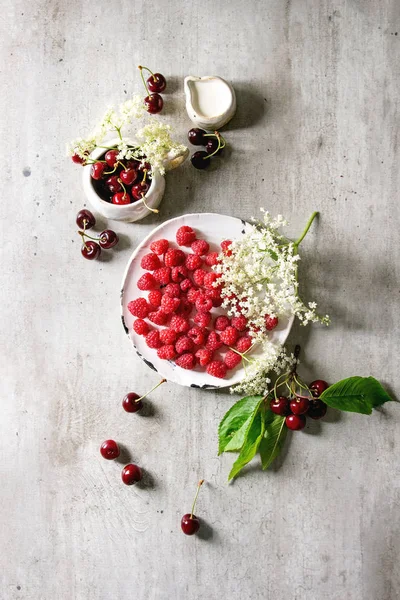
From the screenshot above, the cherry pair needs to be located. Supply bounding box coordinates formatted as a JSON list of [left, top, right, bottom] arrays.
[[100, 440, 142, 485], [187, 128, 226, 170], [76, 209, 119, 260], [138, 65, 167, 114]]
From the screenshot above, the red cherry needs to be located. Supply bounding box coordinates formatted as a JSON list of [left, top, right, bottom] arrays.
[[270, 396, 290, 416], [144, 93, 163, 114], [90, 162, 106, 180], [309, 380, 329, 398], [132, 181, 150, 201], [81, 241, 101, 260], [147, 73, 167, 93], [265, 315, 279, 331], [105, 150, 119, 167], [99, 230, 119, 249], [285, 414, 306, 431], [181, 514, 200, 535], [76, 209, 96, 230], [138, 162, 151, 174], [112, 192, 131, 205], [121, 464, 142, 485], [72, 153, 85, 164], [308, 400, 328, 419], [106, 175, 122, 193], [122, 392, 143, 413], [100, 439, 120, 460], [290, 397, 310, 415], [120, 168, 138, 185]]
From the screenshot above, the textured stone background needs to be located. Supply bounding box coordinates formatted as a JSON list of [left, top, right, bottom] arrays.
[[1, 1, 400, 599]]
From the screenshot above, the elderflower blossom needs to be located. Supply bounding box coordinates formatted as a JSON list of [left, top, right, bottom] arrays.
[[135, 121, 187, 175]]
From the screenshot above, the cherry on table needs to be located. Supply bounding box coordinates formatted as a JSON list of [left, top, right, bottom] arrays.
[[112, 192, 131, 205], [81, 240, 101, 260], [205, 137, 223, 155], [132, 181, 150, 200], [90, 162, 106, 180], [120, 168, 138, 186], [100, 439, 120, 460], [308, 400, 328, 419], [147, 73, 167, 93], [122, 392, 143, 413], [106, 175, 122, 193], [121, 464, 142, 485], [191, 151, 211, 170], [76, 209, 96, 230], [99, 230, 119, 249], [105, 149, 119, 168], [309, 380, 329, 398], [270, 396, 290, 416], [181, 514, 200, 536], [144, 93, 163, 114], [188, 128, 207, 146], [285, 414, 306, 431], [290, 397, 310, 415]]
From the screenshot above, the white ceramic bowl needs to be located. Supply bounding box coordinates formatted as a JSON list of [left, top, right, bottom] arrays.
[[121, 213, 294, 389]]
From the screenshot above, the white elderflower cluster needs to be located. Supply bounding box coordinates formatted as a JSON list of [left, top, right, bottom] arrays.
[[135, 121, 187, 175]]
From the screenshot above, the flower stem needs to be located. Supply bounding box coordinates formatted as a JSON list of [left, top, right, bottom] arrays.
[[294, 212, 319, 248], [190, 479, 204, 519]]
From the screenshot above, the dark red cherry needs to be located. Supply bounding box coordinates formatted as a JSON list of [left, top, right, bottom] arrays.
[[309, 380, 329, 398], [112, 192, 131, 205], [99, 230, 119, 249], [132, 181, 150, 200], [76, 209, 96, 230], [121, 464, 142, 485], [120, 168, 138, 185], [106, 175, 122, 193], [147, 73, 167, 93], [308, 400, 328, 419], [90, 162, 106, 180], [191, 151, 210, 170], [188, 128, 206, 145], [144, 93, 163, 114], [205, 137, 223, 155], [122, 392, 143, 413], [105, 150, 119, 168], [270, 396, 290, 416], [285, 414, 306, 431], [100, 439, 120, 460], [181, 514, 200, 535], [72, 153, 85, 164], [138, 161, 152, 175], [290, 397, 310, 415], [81, 241, 101, 260]]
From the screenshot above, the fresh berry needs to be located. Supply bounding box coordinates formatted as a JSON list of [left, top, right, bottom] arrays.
[[205, 252, 219, 266], [231, 315, 248, 332], [215, 316, 230, 331], [99, 230, 119, 249], [187, 128, 206, 145], [205, 288, 223, 307], [236, 337, 252, 353], [133, 319, 150, 336], [175, 353, 196, 370], [195, 295, 213, 313], [120, 168, 138, 185], [176, 225, 197, 247], [128, 298, 150, 318], [191, 239, 209, 256], [224, 350, 242, 369], [157, 344, 177, 360], [148, 289, 162, 307], [206, 331, 223, 352], [205, 137, 223, 155], [193, 269, 206, 286], [105, 149, 119, 167], [181, 514, 200, 535], [90, 162, 106, 180], [153, 267, 171, 285], [141, 253, 161, 271], [106, 175, 122, 193], [170, 315, 190, 333], [309, 380, 329, 398], [178, 297, 193, 317], [164, 283, 181, 297], [285, 414, 306, 431], [81, 241, 101, 260], [148, 310, 168, 326], [122, 392, 143, 413], [144, 93, 163, 114], [270, 396, 290, 416], [72, 153, 85, 164], [132, 181, 150, 201], [265, 315, 279, 331], [112, 192, 131, 205], [220, 240, 232, 256], [220, 326, 239, 346], [206, 360, 227, 379], [145, 330, 162, 349], [161, 295, 180, 314], [185, 254, 202, 271], [180, 278, 193, 293], [147, 72, 167, 93], [290, 397, 310, 415], [171, 265, 189, 283], [121, 464, 142, 485], [175, 336, 194, 354], [150, 239, 169, 255], [137, 272, 156, 291], [203, 272, 221, 289], [187, 287, 201, 304], [100, 439, 120, 460], [195, 348, 213, 367], [158, 330, 175, 346], [191, 151, 210, 169], [194, 311, 212, 328], [76, 209, 96, 229], [164, 248, 186, 267], [307, 400, 328, 419], [187, 327, 207, 346]]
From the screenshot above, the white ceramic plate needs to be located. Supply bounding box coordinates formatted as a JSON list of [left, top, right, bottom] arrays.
[[121, 213, 294, 389]]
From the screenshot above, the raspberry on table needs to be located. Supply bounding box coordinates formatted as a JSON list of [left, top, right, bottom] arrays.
[[128, 298, 150, 318], [206, 331, 223, 351], [224, 350, 242, 369], [220, 240, 233, 256], [180, 278, 193, 293], [205, 252, 219, 266], [176, 225, 196, 247], [148, 289, 162, 307], [175, 353, 196, 370], [206, 360, 227, 379], [153, 266, 171, 285], [195, 348, 213, 367], [175, 335, 194, 354], [193, 268, 206, 286], [161, 295, 180, 314], [185, 253, 203, 271], [203, 272, 221, 290], [133, 319, 150, 336], [195, 294, 213, 313], [171, 265, 189, 283], [150, 239, 169, 255], [145, 330, 162, 349], [231, 315, 248, 332], [170, 314, 190, 333], [137, 272, 156, 291], [236, 336, 252, 353], [148, 310, 168, 326], [187, 326, 207, 346], [157, 344, 177, 360], [220, 326, 239, 346], [187, 287, 201, 304], [191, 239, 210, 256], [140, 253, 161, 271], [164, 248, 186, 267], [159, 328, 178, 345], [194, 311, 212, 327], [215, 315, 230, 331], [164, 283, 181, 298], [265, 314, 279, 331]]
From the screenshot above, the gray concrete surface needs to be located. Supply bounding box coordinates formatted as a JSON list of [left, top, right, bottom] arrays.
[[1, 1, 400, 599]]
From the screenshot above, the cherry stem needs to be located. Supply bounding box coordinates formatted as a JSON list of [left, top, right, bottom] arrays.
[[294, 212, 319, 248], [141, 193, 159, 214], [138, 64, 155, 78], [138, 65, 150, 94], [136, 378, 166, 402], [78, 230, 99, 242], [190, 479, 204, 519], [204, 131, 225, 159], [118, 179, 127, 195]]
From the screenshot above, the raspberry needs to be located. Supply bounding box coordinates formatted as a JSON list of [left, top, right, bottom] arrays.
[[145, 330, 162, 349], [176, 225, 196, 247], [194, 312, 212, 327], [206, 360, 227, 379], [185, 253, 203, 271], [159, 328, 177, 345], [191, 239, 210, 256], [224, 350, 242, 369], [265, 315, 279, 331], [140, 253, 161, 271], [148, 289, 162, 307], [137, 272, 156, 291], [128, 298, 149, 318], [231, 315, 248, 332], [195, 348, 213, 367], [133, 319, 150, 336], [180, 278, 193, 293], [150, 239, 169, 255], [219, 326, 239, 346], [193, 268, 206, 286], [175, 335, 194, 354], [187, 326, 207, 345], [206, 331, 223, 352], [221, 240, 232, 256], [214, 315, 230, 331], [187, 287, 201, 304], [205, 252, 219, 266], [171, 265, 189, 283], [203, 272, 221, 290], [164, 248, 185, 267], [196, 294, 213, 313], [157, 344, 176, 360], [164, 283, 181, 298], [170, 314, 190, 333], [236, 336, 252, 353], [205, 288, 223, 307], [175, 352, 196, 370], [153, 267, 171, 285], [148, 310, 168, 326], [161, 295, 180, 314], [178, 297, 193, 318]]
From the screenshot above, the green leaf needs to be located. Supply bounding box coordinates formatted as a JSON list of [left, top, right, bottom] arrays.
[[218, 395, 263, 455], [259, 411, 287, 470], [228, 402, 265, 481], [320, 376, 393, 415]]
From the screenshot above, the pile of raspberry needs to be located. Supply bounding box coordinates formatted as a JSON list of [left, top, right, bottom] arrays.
[[127, 225, 254, 379]]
